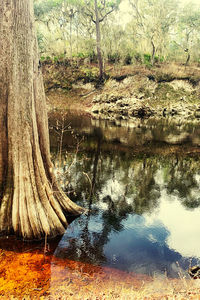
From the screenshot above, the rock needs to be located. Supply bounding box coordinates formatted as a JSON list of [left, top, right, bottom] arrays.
[[137, 93, 144, 99], [171, 108, 177, 116], [162, 108, 167, 117], [92, 110, 99, 114], [137, 108, 146, 118], [189, 266, 200, 279], [180, 96, 186, 101], [89, 74, 199, 122], [194, 109, 200, 118]]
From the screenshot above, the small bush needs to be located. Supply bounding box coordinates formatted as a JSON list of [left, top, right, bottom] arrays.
[[58, 53, 65, 59], [143, 53, 151, 64], [107, 52, 121, 63], [75, 52, 85, 58], [124, 53, 132, 65], [154, 56, 159, 63], [154, 56, 164, 63], [134, 52, 143, 63], [53, 56, 59, 62], [80, 66, 99, 82], [159, 56, 164, 63], [156, 72, 175, 82], [87, 51, 98, 63]]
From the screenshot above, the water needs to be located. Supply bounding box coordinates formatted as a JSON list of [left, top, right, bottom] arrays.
[[49, 112, 200, 278]]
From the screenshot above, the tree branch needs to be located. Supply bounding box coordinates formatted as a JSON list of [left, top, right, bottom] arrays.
[[99, 7, 115, 22]]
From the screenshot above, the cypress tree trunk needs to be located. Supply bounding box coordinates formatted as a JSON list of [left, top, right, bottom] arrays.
[[0, 0, 84, 240]]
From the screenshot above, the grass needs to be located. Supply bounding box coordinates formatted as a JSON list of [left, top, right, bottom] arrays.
[[46, 268, 200, 299], [43, 60, 200, 93], [46, 256, 200, 299]]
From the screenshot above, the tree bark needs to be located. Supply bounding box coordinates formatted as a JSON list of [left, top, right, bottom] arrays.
[[0, 0, 84, 240], [94, 0, 104, 79]]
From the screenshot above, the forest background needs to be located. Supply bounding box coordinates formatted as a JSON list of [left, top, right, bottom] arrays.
[[34, 0, 200, 69]]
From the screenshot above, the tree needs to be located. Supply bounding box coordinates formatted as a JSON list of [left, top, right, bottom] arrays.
[[34, 0, 69, 56], [0, 0, 84, 240], [83, 0, 121, 78], [34, 0, 82, 59], [129, 0, 177, 64], [176, 3, 200, 66]]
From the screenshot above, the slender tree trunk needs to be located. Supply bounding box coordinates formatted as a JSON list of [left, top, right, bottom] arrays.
[[185, 52, 190, 66], [94, 0, 104, 79], [0, 0, 84, 240], [76, 25, 79, 55], [69, 14, 73, 62], [151, 40, 156, 66]]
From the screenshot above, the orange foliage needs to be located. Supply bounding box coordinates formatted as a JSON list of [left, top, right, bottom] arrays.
[[0, 249, 51, 298], [1, 243, 199, 299], [0, 245, 150, 299]]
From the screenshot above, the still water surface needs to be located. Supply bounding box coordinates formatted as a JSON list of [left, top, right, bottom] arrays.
[[49, 112, 200, 279]]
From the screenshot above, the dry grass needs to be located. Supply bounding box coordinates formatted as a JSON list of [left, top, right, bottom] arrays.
[[0, 247, 200, 299], [156, 62, 200, 78], [106, 62, 200, 83], [48, 275, 200, 299], [47, 259, 200, 300]]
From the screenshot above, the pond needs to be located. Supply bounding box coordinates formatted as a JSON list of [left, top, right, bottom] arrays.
[[49, 111, 200, 279], [1, 112, 200, 298]]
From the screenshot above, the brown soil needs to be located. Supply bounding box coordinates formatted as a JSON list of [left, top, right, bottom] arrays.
[[46, 89, 93, 112]]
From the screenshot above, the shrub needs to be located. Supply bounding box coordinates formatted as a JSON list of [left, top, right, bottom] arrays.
[[87, 51, 98, 63], [134, 52, 142, 63], [76, 52, 85, 58], [53, 56, 59, 62], [159, 56, 164, 63], [58, 53, 65, 59], [124, 53, 132, 65], [154, 56, 159, 63], [107, 52, 121, 63], [143, 53, 151, 64]]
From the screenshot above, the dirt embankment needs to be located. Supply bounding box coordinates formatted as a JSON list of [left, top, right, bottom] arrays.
[[42, 62, 200, 122]]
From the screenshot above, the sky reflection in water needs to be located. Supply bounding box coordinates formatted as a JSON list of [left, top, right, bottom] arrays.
[[50, 115, 200, 278]]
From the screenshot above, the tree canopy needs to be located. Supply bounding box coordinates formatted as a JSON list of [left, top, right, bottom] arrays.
[[34, 0, 200, 65]]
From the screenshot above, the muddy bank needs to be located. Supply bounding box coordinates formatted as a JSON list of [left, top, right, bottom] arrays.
[[43, 63, 200, 122]]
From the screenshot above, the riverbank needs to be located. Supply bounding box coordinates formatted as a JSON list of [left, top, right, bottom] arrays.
[[43, 62, 200, 122]]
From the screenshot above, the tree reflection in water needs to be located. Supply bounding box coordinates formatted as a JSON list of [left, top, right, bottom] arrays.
[[49, 116, 200, 278]]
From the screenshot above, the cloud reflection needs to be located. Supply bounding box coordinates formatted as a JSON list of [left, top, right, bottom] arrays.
[[147, 190, 200, 258]]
